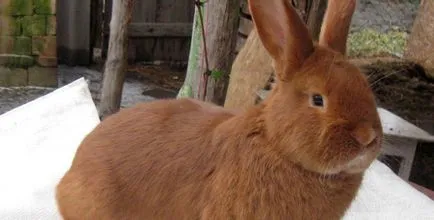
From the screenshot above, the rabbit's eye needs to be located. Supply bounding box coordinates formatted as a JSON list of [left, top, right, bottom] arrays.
[[312, 94, 324, 107]]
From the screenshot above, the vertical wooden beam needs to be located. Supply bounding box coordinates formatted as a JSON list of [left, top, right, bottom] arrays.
[[98, 0, 134, 118], [224, 29, 273, 109], [178, 0, 241, 105], [404, 0, 434, 79], [305, 0, 327, 41], [203, 0, 242, 104], [291, 0, 327, 40]]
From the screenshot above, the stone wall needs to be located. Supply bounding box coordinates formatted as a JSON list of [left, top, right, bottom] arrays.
[[0, 0, 57, 87]]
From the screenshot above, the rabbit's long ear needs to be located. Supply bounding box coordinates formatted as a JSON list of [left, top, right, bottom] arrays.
[[319, 0, 356, 55], [248, 0, 314, 74]]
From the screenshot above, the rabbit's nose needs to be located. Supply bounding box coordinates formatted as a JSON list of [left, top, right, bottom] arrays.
[[351, 123, 377, 147]]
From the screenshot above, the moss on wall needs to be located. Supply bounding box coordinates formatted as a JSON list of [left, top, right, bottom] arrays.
[[9, 17, 21, 35], [8, 0, 33, 16], [22, 15, 46, 36], [13, 36, 31, 55], [34, 0, 52, 15], [0, 0, 57, 87]]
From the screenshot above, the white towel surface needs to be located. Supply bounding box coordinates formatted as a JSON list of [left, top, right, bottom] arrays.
[[0, 78, 100, 220], [0, 78, 432, 219], [344, 160, 434, 219]]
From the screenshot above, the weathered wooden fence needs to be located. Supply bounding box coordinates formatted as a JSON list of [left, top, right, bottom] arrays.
[[236, 0, 253, 54], [102, 0, 195, 63], [58, 0, 253, 65]]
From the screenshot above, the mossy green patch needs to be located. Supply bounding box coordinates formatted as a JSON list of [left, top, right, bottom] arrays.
[[22, 15, 46, 36], [32, 36, 45, 55], [8, 0, 33, 16], [21, 16, 31, 36], [13, 36, 31, 55], [348, 28, 409, 58], [211, 70, 223, 80], [34, 0, 53, 15], [9, 17, 21, 35], [177, 85, 193, 98], [0, 54, 34, 68]]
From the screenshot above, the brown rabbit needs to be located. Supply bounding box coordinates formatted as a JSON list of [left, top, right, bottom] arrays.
[[55, 0, 383, 219]]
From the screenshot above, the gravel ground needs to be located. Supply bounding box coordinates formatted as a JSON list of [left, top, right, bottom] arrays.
[[0, 87, 54, 115], [351, 0, 420, 33], [0, 65, 177, 115]]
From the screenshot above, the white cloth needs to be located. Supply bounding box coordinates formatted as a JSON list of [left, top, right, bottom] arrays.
[[0, 78, 432, 219], [0, 78, 100, 220], [345, 160, 434, 219]]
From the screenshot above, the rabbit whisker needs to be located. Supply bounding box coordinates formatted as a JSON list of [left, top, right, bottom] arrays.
[[369, 70, 402, 89]]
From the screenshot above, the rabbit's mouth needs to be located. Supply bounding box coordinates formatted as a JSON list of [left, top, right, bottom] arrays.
[[315, 137, 381, 176], [324, 141, 381, 175], [345, 137, 382, 173]]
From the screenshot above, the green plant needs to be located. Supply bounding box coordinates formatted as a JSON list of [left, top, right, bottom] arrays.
[[348, 28, 409, 58]]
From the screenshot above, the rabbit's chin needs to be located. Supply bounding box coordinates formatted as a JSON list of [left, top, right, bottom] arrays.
[[321, 146, 380, 176]]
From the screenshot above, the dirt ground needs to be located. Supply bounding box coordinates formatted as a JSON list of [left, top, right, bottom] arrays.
[[127, 64, 186, 92], [359, 60, 434, 190], [357, 60, 434, 190], [362, 61, 434, 133]]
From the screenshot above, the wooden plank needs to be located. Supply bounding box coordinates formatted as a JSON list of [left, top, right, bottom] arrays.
[[131, 37, 190, 63], [102, 0, 194, 62], [236, 0, 252, 53], [238, 16, 253, 37], [103, 23, 192, 37], [156, 0, 193, 22], [153, 38, 190, 61], [99, 0, 134, 117], [132, 0, 156, 22], [129, 23, 192, 37], [144, 0, 192, 62], [240, 0, 251, 17]]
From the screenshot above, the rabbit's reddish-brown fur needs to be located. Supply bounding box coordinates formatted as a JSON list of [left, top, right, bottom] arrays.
[[56, 0, 383, 219]]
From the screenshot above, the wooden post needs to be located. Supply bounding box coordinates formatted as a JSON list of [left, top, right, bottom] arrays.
[[178, 0, 241, 105], [404, 0, 434, 79], [98, 0, 134, 118], [224, 29, 273, 109], [203, 0, 241, 104], [302, 0, 327, 41]]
